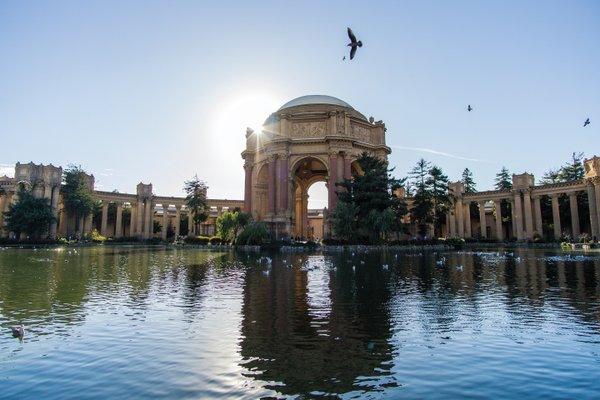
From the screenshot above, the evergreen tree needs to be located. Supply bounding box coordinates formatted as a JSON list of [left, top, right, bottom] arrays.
[[461, 168, 476, 193], [184, 175, 209, 231], [4, 186, 55, 239], [408, 159, 433, 236], [62, 165, 96, 224], [558, 152, 585, 182], [539, 169, 561, 185], [494, 167, 512, 190], [426, 166, 450, 237]]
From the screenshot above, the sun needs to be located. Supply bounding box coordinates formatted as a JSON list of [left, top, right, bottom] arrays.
[[214, 92, 281, 145]]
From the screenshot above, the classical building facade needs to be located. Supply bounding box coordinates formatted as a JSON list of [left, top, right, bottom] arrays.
[[446, 156, 600, 241], [0, 162, 243, 240], [241, 95, 390, 238]]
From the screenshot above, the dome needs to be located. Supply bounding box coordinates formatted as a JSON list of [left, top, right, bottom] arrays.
[[278, 95, 353, 110]]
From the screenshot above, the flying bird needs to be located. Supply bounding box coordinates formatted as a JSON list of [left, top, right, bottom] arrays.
[[346, 27, 363, 60], [584, 118, 590, 127], [467, 105, 473, 112]]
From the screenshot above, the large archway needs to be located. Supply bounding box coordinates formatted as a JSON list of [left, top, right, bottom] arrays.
[[292, 157, 328, 238], [241, 95, 391, 238]]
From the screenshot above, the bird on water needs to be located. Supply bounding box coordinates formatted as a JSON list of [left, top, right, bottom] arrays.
[[11, 324, 24, 339], [346, 27, 363, 60]]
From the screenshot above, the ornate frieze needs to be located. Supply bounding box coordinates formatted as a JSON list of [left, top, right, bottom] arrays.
[[350, 124, 371, 142], [290, 121, 327, 138]]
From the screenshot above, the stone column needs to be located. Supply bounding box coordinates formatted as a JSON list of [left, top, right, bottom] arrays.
[[115, 203, 123, 238], [244, 162, 253, 213], [49, 186, 60, 239], [594, 182, 600, 238], [587, 184, 598, 238], [568, 192, 580, 238], [328, 152, 339, 211], [161, 205, 169, 240], [455, 198, 464, 237], [344, 154, 352, 180], [551, 194, 561, 240], [77, 216, 85, 238], [175, 206, 181, 237], [268, 157, 276, 215], [523, 190, 534, 240], [494, 200, 503, 240], [44, 184, 52, 200], [129, 204, 136, 237], [449, 212, 456, 237], [513, 192, 524, 240], [478, 201, 487, 238], [463, 202, 472, 238], [137, 200, 144, 237], [188, 211, 194, 237], [101, 202, 109, 236], [0, 194, 5, 233], [533, 195, 543, 236], [144, 200, 152, 239], [278, 154, 288, 213]]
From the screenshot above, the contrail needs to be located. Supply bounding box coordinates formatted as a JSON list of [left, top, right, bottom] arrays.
[[389, 145, 492, 163]]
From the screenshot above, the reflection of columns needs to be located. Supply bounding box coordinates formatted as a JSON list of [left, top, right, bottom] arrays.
[[129, 204, 136, 237], [551, 194, 561, 239], [568, 192, 580, 238], [463, 202, 471, 238], [328, 152, 339, 211], [455, 198, 464, 237], [175, 206, 181, 237], [115, 203, 123, 238], [533, 195, 542, 236], [478, 201, 486, 238], [587, 184, 598, 237], [513, 192, 524, 240], [188, 211, 194, 237], [278, 154, 288, 213], [161, 205, 169, 240], [49, 186, 60, 238], [144, 200, 152, 239], [494, 200, 503, 240], [268, 157, 276, 215], [244, 162, 253, 213], [101, 202, 109, 236], [523, 190, 533, 239]]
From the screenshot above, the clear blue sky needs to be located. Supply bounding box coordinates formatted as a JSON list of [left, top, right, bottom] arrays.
[[1, 1, 598, 205]]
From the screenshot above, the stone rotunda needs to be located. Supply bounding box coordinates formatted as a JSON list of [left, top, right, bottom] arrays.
[[241, 95, 391, 238]]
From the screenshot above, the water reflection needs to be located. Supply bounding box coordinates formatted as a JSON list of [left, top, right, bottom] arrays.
[[0, 247, 599, 398]]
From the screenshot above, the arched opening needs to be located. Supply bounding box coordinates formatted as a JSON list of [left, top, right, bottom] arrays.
[[306, 182, 327, 241], [292, 157, 328, 240], [254, 164, 269, 220]]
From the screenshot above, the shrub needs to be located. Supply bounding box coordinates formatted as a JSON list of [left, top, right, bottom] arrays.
[[184, 236, 210, 245], [89, 229, 107, 243], [236, 222, 270, 245], [112, 236, 138, 243]]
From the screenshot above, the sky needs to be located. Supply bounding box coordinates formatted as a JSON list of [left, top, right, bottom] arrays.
[[1, 1, 599, 208]]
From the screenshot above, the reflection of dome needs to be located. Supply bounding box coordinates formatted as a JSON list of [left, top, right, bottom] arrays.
[[278, 95, 353, 110]]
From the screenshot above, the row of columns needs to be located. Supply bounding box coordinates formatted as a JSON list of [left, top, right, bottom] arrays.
[[450, 181, 600, 241]]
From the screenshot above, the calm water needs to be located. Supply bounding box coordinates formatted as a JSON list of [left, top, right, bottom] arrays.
[[1, 246, 600, 399]]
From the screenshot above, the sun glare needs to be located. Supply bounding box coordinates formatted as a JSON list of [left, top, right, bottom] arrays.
[[214, 92, 281, 145]]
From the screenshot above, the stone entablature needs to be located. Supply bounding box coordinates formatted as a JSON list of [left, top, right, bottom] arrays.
[[0, 163, 243, 240], [448, 156, 600, 241]]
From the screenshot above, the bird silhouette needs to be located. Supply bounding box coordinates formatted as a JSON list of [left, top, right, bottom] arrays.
[[11, 324, 24, 339], [584, 118, 590, 127], [346, 27, 363, 60], [467, 105, 473, 112]]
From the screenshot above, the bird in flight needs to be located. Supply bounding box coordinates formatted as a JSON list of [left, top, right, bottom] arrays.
[[467, 105, 473, 112], [346, 27, 363, 60], [584, 118, 590, 127]]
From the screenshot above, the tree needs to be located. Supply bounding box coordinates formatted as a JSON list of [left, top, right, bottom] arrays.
[[4, 186, 55, 239], [62, 165, 96, 229], [216, 210, 251, 243], [426, 166, 450, 237], [558, 152, 585, 182], [409, 159, 433, 236], [331, 201, 358, 242], [184, 175, 209, 231], [539, 169, 561, 185], [335, 152, 408, 243], [236, 222, 270, 245], [461, 168, 476, 193], [495, 167, 512, 190]]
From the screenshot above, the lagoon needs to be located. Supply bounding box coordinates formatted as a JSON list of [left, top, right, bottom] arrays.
[[1, 246, 599, 399]]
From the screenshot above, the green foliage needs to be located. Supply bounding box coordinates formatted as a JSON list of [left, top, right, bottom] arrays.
[[409, 159, 450, 237], [426, 166, 450, 237], [216, 210, 251, 243], [365, 208, 396, 243], [4, 186, 55, 239], [184, 175, 209, 226], [539, 169, 561, 185], [558, 152, 585, 181], [495, 167, 512, 190], [209, 236, 223, 245], [335, 152, 408, 243], [89, 229, 106, 243], [185, 236, 210, 245], [62, 165, 96, 218], [461, 168, 476, 193], [331, 201, 358, 242], [236, 222, 270, 245]]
